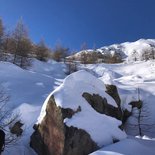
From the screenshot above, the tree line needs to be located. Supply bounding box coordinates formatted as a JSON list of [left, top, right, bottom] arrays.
[[0, 18, 69, 69]]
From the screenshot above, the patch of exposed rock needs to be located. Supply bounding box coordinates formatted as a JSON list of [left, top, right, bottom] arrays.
[[30, 95, 98, 155], [82, 92, 122, 120], [105, 85, 121, 107]]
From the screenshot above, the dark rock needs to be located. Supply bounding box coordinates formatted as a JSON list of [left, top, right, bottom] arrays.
[[129, 100, 142, 109], [105, 84, 135, 125], [105, 84, 121, 107], [113, 138, 119, 143], [10, 121, 23, 137], [30, 126, 49, 155], [30, 95, 98, 155], [82, 92, 122, 120], [105, 85, 123, 120], [122, 109, 132, 124], [61, 106, 81, 120], [64, 125, 98, 155]]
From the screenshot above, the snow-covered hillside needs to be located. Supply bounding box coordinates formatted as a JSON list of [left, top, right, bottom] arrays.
[[68, 39, 155, 62], [0, 57, 155, 154]]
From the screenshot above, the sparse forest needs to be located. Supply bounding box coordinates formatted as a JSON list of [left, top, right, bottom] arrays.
[[0, 18, 71, 69]]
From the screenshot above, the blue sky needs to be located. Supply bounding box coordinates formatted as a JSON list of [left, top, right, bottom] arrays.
[[0, 0, 155, 50]]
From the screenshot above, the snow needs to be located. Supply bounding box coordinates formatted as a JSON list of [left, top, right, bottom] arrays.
[[38, 70, 126, 147], [30, 59, 66, 79], [84, 60, 155, 138], [0, 60, 65, 155], [90, 137, 155, 155], [71, 39, 155, 62], [1, 45, 155, 154], [54, 70, 117, 108]]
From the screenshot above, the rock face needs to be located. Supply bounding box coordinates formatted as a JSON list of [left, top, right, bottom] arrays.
[[105, 85, 134, 125], [30, 92, 124, 155], [105, 85, 121, 107], [30, 95, 98, 155], [82, 92, 122, 120]]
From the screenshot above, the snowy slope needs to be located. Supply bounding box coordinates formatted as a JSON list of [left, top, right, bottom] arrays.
[[81, 60, 155, 154], [1, 56, 155, 154], [0, 59, 66, 155], [90, 137, 155, 155], [83, 60, 155, 136]]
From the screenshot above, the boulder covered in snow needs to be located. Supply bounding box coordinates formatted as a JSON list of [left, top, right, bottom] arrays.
[[30, 70, 126, 155]]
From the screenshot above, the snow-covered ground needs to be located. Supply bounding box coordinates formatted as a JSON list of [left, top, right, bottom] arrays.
[[1, 58, 155, 154], [84, 60, 155, 134], [0, 59, 66, 155], [83, 60, 155, 155], [90, 136, 155, 155]]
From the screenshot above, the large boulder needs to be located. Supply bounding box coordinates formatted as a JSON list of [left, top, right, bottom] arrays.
[[30, 95, 98, 155], [30, 70, 126, 155]]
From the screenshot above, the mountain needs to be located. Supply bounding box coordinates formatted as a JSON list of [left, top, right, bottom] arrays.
[[67, 39, 155, 63]]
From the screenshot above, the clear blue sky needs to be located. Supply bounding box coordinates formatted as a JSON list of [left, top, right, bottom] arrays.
[[0, 0, 155, 51]]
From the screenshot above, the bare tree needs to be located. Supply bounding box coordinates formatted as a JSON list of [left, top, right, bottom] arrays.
[[126, 88, 155, 137], [52, 44, 69, 62], [12, 18, 32, 68], [150, 46, 155, 60], [34, 39, 50, 62], [132, 50, 138, 61], [0, 86, 22, 147], [80, 42, 87, 51], [65, 60, 78, 75], [0, 18, 5, 60], [0, 18, 4, 47], [80, 51, 88, 64]]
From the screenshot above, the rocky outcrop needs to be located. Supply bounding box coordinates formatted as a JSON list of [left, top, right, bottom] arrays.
[[30, 95, 98, 155], [129, 100, 142, 109], [82, 93, 122, 120], [122, 100, 142, 125], [105, 85, 121, 107], [106, 84, 123, 120], [64, 125, 98, 155], [30, 71, 127, 155], [10, 121, 24, 137], [122, 109, 132, 124], [105, 84, 133, 124]]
